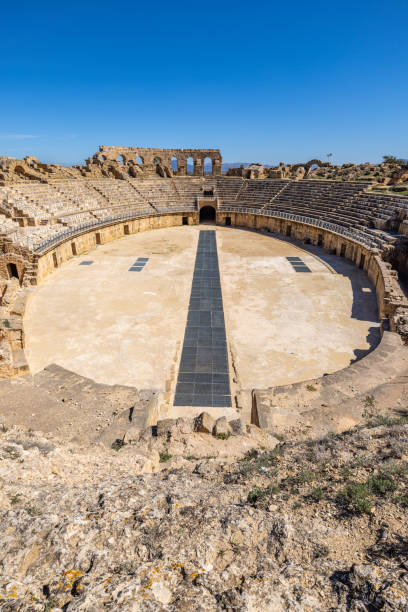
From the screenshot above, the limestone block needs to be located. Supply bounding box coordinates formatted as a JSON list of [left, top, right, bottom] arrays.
[[194, 412, 215, 434], [176, 417, 195, 434], [213, 416, 232, 437], [156, 418, 178, 437], [122, 426, 141, 443], [229, 417, 244, 435]]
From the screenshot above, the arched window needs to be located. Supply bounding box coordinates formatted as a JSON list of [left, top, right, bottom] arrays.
[[187, 156, 194, 176], [136, 156, 144, 165], [99, 155, 106, 163], [204, 157, 212, 175], [118, 155, 125, 165], [171, 156, 178, 172], [153, 156, 161, 166]]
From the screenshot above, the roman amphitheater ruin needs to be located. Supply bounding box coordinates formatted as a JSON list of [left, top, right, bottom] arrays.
[[4, 145, 408, 609], [1, 145, 408, 436]]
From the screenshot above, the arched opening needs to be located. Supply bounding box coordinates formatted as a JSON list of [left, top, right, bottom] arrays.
[[204, 157, 212, 175], [187, 156, 194, 176], [136, 156, 144, 165], [200, 206, 216, 223], [153, 157, 161, 166], [99, 155, 106, 163], [7, 263, 19, 279], [118, 155, 125, 166], [171, 156, 178, 172]]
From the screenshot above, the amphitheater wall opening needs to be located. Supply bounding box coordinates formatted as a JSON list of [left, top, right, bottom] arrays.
[[6, 262, 19, 279], [204, 157, 212, 175], [199, 205, 216, 222], [186, 157, 194, 176]]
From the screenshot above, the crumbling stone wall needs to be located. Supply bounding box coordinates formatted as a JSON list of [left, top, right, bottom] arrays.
[[87, 146, 223, 179]]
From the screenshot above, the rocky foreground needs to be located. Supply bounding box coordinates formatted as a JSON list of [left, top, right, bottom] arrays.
[[1, 413, 408, 611]]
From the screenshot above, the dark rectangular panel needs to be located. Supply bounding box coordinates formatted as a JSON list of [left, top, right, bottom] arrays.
[[174, 230, 231, 407]]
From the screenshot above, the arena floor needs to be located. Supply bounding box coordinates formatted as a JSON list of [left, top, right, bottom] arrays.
[[24, 225, 380, 401]]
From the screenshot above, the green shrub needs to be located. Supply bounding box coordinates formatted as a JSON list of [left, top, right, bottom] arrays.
[[25, 505, 42, 516], [216, 432, 231, 440], [247, 484, 279, 506], [367, 473, 397, 496], [338, 482, 372, 514], [111, 440, 124, 452], [307, 486, 325, 502]]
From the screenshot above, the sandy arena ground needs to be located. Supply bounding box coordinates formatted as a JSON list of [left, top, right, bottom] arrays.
[[24, 225, 380, 396]]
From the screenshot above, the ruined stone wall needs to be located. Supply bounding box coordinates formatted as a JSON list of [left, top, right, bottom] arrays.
[[95, 146, 222, 177]]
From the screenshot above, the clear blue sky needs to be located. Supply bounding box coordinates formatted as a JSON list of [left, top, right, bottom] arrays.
[[0, 0, 407, 166]]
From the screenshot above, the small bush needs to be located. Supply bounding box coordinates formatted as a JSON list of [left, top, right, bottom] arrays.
[[314, 543, 329, 558], [111, 440, 124, 452], [216, 432, 231, 440], [367, 473, 397, 496], [238, 448, 280, 477], [283, 469, 316, 489], [394, 495, 408, 507], [338, 482, 372, 514], [2, 445, 21, 460], [306, 384, 317, 392], [365, 394, 375, 406], [307, 486, 325, 502], [247, 484, 279, 506], [26, 505, 42, 516], [159, 451, 172, 463], [9, 493, 22, 505]]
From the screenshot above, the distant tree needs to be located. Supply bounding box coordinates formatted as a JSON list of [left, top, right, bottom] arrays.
[[383, 155, 399, 166]]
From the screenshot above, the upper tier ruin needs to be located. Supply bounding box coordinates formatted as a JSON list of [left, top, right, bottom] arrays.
[[0, 147, 223, 183]]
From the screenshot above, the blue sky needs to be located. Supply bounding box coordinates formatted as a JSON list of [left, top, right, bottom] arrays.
[[0, 0, 407, 166]]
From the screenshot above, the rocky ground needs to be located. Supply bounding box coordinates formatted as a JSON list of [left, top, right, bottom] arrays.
[[1, 410, 408, 611]]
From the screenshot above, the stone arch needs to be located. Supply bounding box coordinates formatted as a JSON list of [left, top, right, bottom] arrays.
[[204, 157, 212, 175], [135, 156, 144, 165], [171, 156, 178, 173], [187, 156, 194, 176], [117, 155, 126, 166]]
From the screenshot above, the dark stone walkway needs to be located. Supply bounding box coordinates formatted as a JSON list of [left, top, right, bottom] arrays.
[[173, 230, 231, 407]]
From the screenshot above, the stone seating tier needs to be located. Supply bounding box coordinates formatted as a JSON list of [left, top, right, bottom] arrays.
[[1, 177, 408, 252]]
